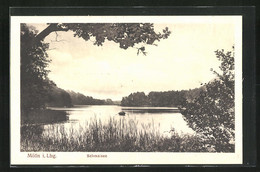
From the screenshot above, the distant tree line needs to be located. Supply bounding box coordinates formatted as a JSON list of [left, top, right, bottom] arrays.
[[43, 85, 116, 107], [67, 90, 114, 106], [121, 87, 204, 107]]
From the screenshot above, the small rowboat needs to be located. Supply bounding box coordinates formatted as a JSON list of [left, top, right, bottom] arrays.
[[118, 111, 126, 116]]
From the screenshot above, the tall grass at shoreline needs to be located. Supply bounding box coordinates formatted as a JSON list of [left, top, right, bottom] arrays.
[[21, 117, 212, 152]]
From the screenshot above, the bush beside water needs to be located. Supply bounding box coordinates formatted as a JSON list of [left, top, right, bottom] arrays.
[[21, 109, 68, 125]]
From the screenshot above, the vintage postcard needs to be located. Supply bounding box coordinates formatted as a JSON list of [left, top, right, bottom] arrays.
[[10, 16, 242, 165]]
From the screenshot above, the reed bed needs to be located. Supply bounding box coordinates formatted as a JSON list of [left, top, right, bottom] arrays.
[[21, 117, 210, 152]]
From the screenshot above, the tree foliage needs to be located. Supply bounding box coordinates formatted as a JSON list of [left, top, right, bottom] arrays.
[[181, 48, 235, 152], [34, 23, 171, 55], [46, 85, 72, 107], [121, 90, 200, 107], [21, 24, 54, 110], [148, 91, 186, 107], [121, 92, 149, 106], [67, 91, 115, 105]]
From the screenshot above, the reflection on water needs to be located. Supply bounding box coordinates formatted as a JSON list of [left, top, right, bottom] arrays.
[[122, 107, 180, 113], [46, 105, 194, 137]]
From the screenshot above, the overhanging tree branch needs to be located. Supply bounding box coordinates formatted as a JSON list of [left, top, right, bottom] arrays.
[[28, 23, 171, 55], [34, 23, 69, 43]]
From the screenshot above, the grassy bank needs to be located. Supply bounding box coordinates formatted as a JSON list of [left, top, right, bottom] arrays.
[[21, 109, 68, 125], [21, 117, 213, 152]]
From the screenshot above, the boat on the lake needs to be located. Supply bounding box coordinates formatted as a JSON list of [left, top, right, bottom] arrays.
[[118, 111, 126, 116]]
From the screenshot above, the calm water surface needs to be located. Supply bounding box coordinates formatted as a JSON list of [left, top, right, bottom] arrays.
[[46, 105, 194, 137]]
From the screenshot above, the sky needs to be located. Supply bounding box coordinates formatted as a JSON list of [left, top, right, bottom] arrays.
[[29, 21, 234, 100]]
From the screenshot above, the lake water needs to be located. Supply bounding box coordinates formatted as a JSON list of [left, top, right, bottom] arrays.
[[46, 105, 194, 137]]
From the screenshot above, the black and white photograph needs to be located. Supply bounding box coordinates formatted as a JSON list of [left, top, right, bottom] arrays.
[[10, 16, 242, 165]]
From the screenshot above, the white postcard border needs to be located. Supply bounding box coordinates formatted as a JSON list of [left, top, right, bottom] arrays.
[[10, 16, 242, 165]]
